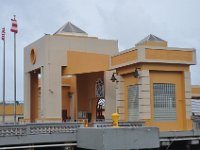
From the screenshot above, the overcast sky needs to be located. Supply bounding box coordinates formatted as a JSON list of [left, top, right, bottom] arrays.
[[0, 0, 200, 102]]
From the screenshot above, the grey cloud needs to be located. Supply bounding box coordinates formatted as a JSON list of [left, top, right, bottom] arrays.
[[0, 0, 200, 102]]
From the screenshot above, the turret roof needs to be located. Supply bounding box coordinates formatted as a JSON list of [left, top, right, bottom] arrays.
[[135, 34, 166, 46], [54, 22, 88, 36]]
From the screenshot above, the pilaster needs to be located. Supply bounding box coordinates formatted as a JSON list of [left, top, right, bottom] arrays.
[[138, 70, 151, 120], [116, 76, 125, 120], [184, 71, 192, 119]]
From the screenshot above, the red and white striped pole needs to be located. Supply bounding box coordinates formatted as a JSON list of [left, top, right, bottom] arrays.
[[1, 27, 6, 123], [10, 15, 18, 123]]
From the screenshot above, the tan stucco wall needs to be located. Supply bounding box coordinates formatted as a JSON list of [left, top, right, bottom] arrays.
[[111, 50, 138, 66], [0, 104, 24, 123], [111, 46, 196, 70], [116, 63, 189, 76], [67, 51, 110, 74], [192, 85, 200, 98], [104, 71, 116, 120], [0, 104, 23, 115], [147, 71, 192, 131], [145, 49, 193, 62]]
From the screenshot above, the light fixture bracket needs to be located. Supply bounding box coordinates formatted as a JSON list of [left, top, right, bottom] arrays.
[[110, 72, 118, 82], [133, 68, 141, 78]]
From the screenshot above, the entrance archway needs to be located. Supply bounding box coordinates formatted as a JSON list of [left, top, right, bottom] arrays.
[[77, 72, 104, 122]]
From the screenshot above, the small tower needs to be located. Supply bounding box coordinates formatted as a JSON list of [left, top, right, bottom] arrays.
[[24, 21, 118, 123], [111, 34, 196, 131]]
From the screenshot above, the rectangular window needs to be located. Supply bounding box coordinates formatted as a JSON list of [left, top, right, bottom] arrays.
[[153, 83, 176, 121], [128, 85, 139, 121]]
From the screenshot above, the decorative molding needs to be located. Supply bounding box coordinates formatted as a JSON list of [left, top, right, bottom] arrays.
[[192, 94, 200, 97]]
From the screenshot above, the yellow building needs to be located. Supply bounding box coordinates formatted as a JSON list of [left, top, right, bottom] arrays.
[[192, 85, 200, 99], [111, 34, 196, 131], [0, 103, 23, 123], [24, 22, 200, 132]]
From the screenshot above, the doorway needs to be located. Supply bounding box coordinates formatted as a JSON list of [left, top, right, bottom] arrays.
[[77, 71, 104, 121], [30, 69, 40, 122]]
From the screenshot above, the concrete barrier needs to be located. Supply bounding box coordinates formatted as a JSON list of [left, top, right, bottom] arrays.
[[77, 127, 160, 150]]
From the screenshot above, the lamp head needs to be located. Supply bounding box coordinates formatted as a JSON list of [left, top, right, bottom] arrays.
[[133, 68, 140, 78], [110, 72, 117, 82]]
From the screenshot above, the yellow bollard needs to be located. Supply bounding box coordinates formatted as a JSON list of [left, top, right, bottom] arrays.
[[84, 119, 88, 127], [112, 112, 119, 128]]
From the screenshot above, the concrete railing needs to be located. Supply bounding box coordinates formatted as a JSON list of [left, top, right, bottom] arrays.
[[92, 121, 144, 128], [0, 120, 145, 137], [0, 122, 84, 137]]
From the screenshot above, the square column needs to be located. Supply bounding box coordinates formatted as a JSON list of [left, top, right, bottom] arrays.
[[138, 70, 151, 120], [104, 71, 117, 120], [184, 71, 192, 119], [116, 75, 125, 120], [24, 73, 31, 120], [42, 64, 62, 121]]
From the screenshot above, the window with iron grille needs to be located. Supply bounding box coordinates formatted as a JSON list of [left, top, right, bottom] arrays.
[[128, 85, 139, 121], [153, 83, 176, 121]]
